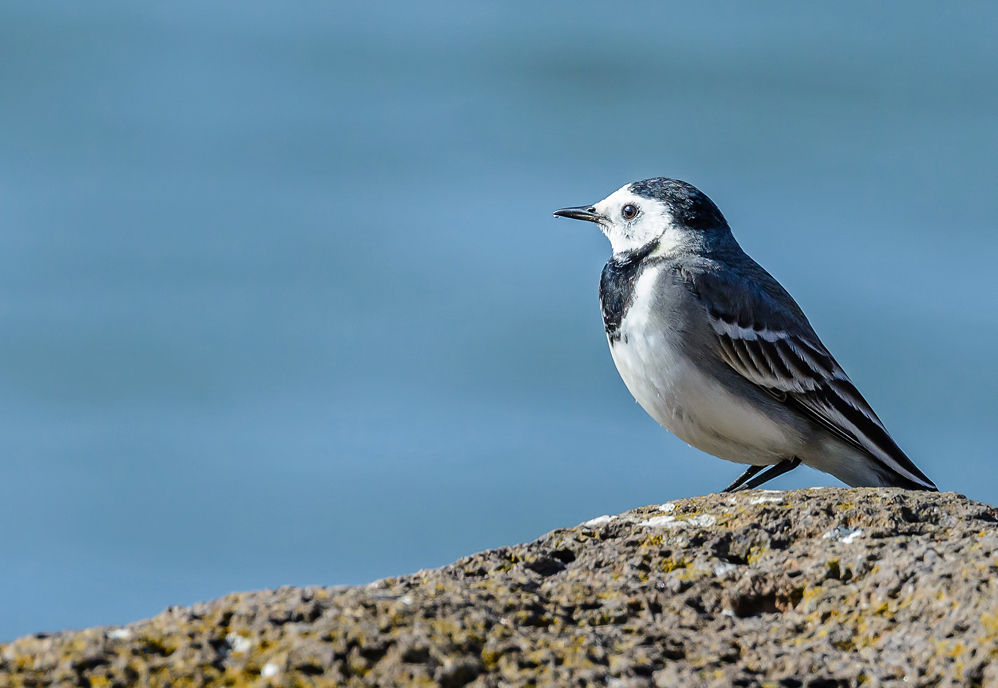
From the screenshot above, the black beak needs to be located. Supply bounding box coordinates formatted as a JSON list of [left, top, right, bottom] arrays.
[[553, 205, 602, 223]]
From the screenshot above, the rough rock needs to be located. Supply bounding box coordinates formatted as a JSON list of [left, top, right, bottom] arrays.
[[3, 488, 998, 687]]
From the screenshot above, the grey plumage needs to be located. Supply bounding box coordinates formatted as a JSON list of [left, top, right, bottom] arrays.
[[555, 177, 936, 492]]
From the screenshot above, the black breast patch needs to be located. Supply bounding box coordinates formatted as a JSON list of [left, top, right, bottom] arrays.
[[599, 241, 658, 342]]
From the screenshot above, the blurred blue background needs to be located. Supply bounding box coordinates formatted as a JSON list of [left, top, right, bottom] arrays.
[[1, 1, 996, 640]]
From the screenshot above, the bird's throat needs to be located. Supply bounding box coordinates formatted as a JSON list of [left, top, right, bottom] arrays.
[[599, 240, 659, 342]]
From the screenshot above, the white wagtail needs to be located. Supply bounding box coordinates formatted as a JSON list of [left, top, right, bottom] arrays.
[[554, 177, 936, 493]]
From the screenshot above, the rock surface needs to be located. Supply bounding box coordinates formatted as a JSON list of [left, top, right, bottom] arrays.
[[3, 488, 998, 687]]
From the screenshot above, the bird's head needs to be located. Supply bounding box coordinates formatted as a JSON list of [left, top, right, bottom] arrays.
[[554, 177, 728, 255]]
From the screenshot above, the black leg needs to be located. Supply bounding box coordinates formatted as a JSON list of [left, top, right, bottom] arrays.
[[730, 457, 802, 493], [722, 465, 765, 493]]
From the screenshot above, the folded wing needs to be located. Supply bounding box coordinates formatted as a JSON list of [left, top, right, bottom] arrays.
[[689, 264, 936, 490]]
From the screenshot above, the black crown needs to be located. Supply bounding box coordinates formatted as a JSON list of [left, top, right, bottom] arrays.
[[629, 178, 727, 230]]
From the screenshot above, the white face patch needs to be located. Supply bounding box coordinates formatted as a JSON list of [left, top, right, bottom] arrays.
[[592, 184, 683, 255]]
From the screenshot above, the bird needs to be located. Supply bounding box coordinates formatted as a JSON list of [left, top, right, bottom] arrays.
[[554, 177, 936, 493]]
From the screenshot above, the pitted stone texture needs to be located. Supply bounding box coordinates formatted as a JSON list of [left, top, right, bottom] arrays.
[[2, 488, 998, 687]]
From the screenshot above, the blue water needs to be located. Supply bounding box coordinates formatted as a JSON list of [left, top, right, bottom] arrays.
[[1, 1, 997, 640]]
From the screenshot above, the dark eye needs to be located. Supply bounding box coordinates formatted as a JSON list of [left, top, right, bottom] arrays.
[[622, 204, 638, 220]]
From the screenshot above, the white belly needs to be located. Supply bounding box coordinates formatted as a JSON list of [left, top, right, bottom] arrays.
[[609, 268, 800, 466]]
